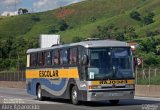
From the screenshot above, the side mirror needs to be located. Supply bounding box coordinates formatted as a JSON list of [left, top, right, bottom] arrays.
[[81, 55, 88, 65]]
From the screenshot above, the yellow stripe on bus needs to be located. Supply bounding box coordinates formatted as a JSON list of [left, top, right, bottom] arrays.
[[91, 80, 135, 85], [26, 68, 79, 79]]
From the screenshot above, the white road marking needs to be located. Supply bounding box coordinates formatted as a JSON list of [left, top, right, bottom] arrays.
[[135, 96, 160, 101]]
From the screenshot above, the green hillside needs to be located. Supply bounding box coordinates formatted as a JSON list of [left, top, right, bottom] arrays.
[[0, 0, 160, 70]]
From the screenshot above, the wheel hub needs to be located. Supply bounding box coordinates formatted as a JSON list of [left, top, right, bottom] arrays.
[[38, 88, 41, 98], [72, 90, 77, 100]]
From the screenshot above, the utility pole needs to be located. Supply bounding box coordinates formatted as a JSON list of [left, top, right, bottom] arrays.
[[17, 51, 20, 80], [14, 0, 17, 15], [32, 7, 34, 13]]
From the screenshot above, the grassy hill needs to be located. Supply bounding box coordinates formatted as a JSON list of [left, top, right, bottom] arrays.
[[0, 0, 160, 70]]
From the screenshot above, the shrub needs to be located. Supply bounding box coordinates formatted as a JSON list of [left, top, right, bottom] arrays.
[[89, 16, 96, 22], [31, 15, 40, 22], [58, 20, 68, 31], [48, 25, 58, 34], [142, 12, 155, 25], [143, 16, 154, 25], [130, 11, 141, 21], [72, 36, 83, 43]]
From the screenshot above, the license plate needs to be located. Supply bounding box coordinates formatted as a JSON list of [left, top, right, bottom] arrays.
[[104, 93, 123, 97]]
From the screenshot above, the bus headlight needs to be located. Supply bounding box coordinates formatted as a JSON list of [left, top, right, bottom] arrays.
[[88, 85, 101, 90]]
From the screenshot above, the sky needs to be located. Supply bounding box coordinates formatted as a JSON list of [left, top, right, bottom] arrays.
[[0, 0, 82, 15]]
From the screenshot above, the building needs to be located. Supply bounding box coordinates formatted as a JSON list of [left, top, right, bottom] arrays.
[[1, 11, 18, 16]]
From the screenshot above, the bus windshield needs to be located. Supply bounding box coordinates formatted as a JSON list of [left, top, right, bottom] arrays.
[[88, 47, 134, 80]]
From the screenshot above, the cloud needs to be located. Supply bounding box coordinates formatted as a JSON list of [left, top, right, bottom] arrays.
[[33, 0, 48, 8], [0, 0, 21, 5], [0, 0, 21, 15], [33, 0, 82, 12]]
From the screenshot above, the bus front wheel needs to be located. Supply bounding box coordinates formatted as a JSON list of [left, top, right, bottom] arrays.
[[109, 100, 119, 105], [37, 85, 44, 101], [71, 86, 79, 105]]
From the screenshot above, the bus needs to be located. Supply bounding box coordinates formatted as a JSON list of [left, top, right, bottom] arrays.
[[26, 39, 135, 105]]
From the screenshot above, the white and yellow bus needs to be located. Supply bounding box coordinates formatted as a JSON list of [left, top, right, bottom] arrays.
[[26, 39, 135, 105]]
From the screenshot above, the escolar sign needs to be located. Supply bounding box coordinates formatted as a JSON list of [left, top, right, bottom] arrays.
[[39, 70, 59, 78], [26, 68, 79, 78]]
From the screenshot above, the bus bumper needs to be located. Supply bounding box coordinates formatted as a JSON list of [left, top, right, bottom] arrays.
[[87, 90, 134, 101]]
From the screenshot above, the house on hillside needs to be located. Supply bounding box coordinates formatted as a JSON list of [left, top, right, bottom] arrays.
[[1, 11, 18, 16], [1, 8, 28, 16]]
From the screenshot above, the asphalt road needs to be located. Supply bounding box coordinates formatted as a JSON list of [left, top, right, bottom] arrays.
[[0, 87, 160, 110]]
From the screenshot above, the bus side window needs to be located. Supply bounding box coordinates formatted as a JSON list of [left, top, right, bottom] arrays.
[[30, 53, 37, 67], [60, 50, 63, 65], [64, 49, 69, 64], [45, 51, 51, 66], [69, 47, 78, 64], [60, 49, 69, 65], [52, 50, 60, 65], [38, 52, 44, 66]]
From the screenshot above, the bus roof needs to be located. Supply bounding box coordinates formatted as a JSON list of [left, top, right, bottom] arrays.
[[27, 40, 129, 53]]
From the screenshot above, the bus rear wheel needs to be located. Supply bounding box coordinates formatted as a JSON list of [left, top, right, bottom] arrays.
[[109, 100, 119, 105], [37, 85, 44, 101], [71, 86, 79, 105]]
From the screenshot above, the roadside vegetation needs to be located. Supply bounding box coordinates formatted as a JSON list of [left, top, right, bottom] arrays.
[[0, 0, 160, 71]]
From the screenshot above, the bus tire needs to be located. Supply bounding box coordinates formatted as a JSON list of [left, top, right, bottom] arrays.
[[37, 85, 44, 101], [71, 86, 79, 105], [109, 100, 119, 105]]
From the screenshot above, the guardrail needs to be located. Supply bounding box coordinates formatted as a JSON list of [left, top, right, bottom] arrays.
[[0, 71, 25, 81], [135, 67, 160, 85]]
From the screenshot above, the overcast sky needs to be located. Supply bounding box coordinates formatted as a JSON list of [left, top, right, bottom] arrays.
[[0, 0, 82, 15]]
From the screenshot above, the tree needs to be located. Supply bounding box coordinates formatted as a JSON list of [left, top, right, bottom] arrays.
[[22, 9, 28, 14], [142, 12, 155, 25], [89, 16, 96, 22], [125, 26, 138, 40], [18, 8, 22, 14], [143, 16, 153, 25], [58, 20, 68, 31], [156, 45, 160, 55], [48, 25, 58, 34], [18, 8, 28, 14], [96, 24, 115, 39], [148, 12, 155, 18], [143, 52, 160, 66], [4, 36, 13, 58], [115, 31, 125, 41], [130, 11, 141, 21]]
